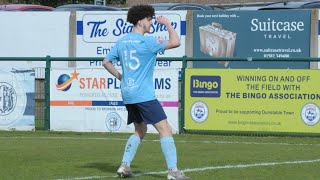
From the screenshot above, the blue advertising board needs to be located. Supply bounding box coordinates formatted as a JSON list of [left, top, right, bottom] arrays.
[[193, 10, 311, 69]]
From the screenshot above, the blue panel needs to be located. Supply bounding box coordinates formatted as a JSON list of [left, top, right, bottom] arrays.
[[77, 21, 83, 35], [181, 21, 186, 35], [318, 20, 320, 35], [92, 101, 124, 106]]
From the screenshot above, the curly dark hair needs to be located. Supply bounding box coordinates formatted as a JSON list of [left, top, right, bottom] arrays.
[[127, 5, 155, 25]]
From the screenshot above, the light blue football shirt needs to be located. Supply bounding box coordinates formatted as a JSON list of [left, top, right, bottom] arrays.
[[106, 33, 166, 104]]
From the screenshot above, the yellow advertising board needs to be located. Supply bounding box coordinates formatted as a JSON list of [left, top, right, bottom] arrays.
[[184, 69, 320, 133]]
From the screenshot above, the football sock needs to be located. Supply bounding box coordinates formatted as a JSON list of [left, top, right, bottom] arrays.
[[160, 136, 177, 170], [121, 134, 141, 166]]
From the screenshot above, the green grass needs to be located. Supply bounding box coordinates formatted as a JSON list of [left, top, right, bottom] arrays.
[[0, 131, 319, 180]]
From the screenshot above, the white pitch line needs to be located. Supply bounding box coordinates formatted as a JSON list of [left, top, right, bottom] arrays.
[[54, 158, 320, 180], [0, 136, 320, 146]]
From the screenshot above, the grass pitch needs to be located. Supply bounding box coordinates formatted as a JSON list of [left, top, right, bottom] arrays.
[[0, 131, 319, 180]]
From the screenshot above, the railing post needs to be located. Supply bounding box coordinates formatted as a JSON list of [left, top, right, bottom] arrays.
[[180, 55, 187, 134], [45, 55, 51, 130]]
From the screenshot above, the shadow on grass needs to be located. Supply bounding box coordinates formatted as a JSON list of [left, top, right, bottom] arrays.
[[81, 162, 165, 179], [81, 162, 118, 173], [138, 174, 165, 179], [131, 171, 165, 179]]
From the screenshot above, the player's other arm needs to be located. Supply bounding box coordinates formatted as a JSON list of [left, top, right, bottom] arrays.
[[102, 58, 122, 81], [156, 16, 181, 50]]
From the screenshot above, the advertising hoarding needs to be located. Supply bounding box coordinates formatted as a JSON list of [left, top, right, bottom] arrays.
[[0, 69, 35, 131], [50, 68, 179, 133], [75, 11, 187, 70], [185, 68, 320, 134], [192, 10, 311, 69], [0, 12, 70, 69]]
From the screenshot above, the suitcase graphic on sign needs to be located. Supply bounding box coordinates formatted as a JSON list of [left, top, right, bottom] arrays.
[[199, 23, 236, 67]]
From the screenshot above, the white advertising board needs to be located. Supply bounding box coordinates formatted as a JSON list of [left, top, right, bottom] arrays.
[[0, 69, 35, 131], [50, 68, 179, 133], [75, 11, 187, 69], [0, 12, 70, 70]]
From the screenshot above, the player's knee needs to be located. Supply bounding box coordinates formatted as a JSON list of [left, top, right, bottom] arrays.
[[154, 120, 173, 137], [161, 129, 173, 137], [159, 124, 173, 137], [135, 124, 147, 139], [135, 130, 146, 139], [140, 125, 147, 135]]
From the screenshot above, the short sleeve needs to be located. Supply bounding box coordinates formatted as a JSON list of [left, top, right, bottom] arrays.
[[106, 43, 119, 63], [145, 37, 166, 54]]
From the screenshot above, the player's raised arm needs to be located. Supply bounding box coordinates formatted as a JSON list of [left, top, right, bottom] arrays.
[[156, 16, 181, 50]]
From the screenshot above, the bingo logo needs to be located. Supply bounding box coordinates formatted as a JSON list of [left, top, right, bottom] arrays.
[[301, 103, 320, 126], [56, 70, 79, 91], [190, 76, 221, 97]]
